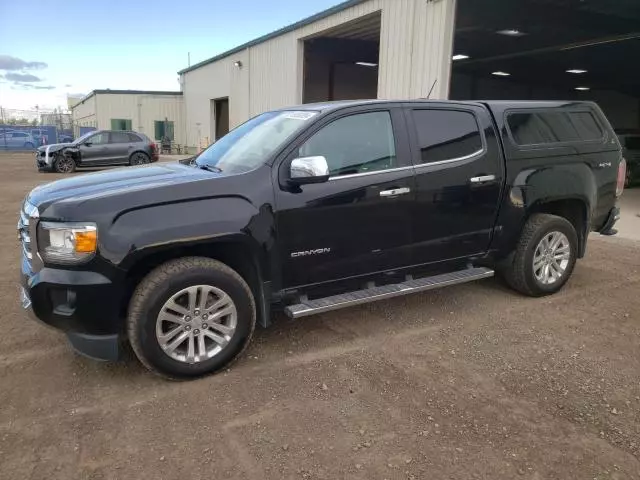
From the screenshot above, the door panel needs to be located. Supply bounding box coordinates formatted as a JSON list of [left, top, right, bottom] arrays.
[[108, 131, 133, 163], [79, 132, 110, 165], [275, 108, 416, 288], [405, 105, 504, 264]]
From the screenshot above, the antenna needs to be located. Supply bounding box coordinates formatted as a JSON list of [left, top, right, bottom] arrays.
[[426, 79, 438, 99]]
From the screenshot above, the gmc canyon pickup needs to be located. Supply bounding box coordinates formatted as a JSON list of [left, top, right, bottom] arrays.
[[18, 100, 625, 379]]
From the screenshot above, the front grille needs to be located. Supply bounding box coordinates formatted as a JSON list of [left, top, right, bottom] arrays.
[[18, 200, 39, 271]]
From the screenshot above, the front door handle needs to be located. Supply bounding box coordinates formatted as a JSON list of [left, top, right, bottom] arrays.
[[470, 175, 496, 184], [380, 187, 411, 197]]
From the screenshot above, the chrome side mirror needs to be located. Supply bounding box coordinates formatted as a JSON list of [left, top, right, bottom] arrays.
[[289, 156, 330, 184]]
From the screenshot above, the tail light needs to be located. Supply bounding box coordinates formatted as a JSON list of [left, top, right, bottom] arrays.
[[616, 158, 627, 198], [150, 142, 157, 153]]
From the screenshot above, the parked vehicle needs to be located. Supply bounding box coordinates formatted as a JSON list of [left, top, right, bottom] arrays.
[[616, 130, 640, 185], [35, 129, 159, 173], [18, 100, 625, 378], [0, 131, 36, 149]]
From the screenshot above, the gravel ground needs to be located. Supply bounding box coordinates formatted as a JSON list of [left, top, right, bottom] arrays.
[[1, 152, 639, 479]]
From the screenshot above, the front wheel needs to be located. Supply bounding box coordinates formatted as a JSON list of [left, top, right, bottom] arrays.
[[127, 257, 256, 379], [502, 214, 578, 297], [53, 153, 76, 173]]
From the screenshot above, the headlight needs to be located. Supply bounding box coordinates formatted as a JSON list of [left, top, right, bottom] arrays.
[[38, 222, 97, 264]]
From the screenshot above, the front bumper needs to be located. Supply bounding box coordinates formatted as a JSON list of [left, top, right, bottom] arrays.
[[35, 151, 52, 171], [21, 261, 124, 360]]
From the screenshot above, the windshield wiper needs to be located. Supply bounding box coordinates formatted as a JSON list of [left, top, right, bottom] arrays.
[[197, 164, 223, 173]]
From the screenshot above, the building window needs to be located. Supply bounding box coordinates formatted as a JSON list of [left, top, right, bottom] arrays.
[[154, 120, 175, 141], [111, 119, 132, 131]]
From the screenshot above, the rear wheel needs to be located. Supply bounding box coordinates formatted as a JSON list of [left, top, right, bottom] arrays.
[[53, 153, 76, 173], [129, 152, 150, 166], [503, 214, 578, 297], [127, 257, 256, 379]]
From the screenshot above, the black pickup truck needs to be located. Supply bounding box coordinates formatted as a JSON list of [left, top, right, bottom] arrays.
[[18, 100, 625, 378]]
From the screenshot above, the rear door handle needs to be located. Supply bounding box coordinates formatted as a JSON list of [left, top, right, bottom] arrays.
[[379, 187, 411, 197], [469, 175, 496, 184]]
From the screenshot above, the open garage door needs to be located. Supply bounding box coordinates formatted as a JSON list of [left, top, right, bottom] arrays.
[[302, 12, 381, 103], [450, 0, 640, 134]]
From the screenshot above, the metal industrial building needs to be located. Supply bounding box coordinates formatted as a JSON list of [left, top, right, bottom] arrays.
[[179, 0, 639, 148], [179, 0, 455, 147], [71, 90, 186, 145]]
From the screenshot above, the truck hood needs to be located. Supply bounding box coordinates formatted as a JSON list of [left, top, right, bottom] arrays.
[[28, 162, 216, 214]]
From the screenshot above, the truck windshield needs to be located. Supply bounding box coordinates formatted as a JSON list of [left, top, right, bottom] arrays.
[[195, 110, 318, 174]]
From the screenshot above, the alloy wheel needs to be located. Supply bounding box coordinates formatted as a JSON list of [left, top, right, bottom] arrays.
[[155, 285, 238, 364], [532, 231, 571, 285], [56, 156, 74, 173]]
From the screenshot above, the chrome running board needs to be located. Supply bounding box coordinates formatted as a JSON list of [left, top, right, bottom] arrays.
[[284, 267, 494, 319]]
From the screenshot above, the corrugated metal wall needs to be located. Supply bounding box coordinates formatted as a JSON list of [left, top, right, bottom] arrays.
[[94, 94, 185, 144], [181, 0, 456, 144], [182, 51, 249, 147], [71, 95, 97, 136], [378, 0, 456, 99]]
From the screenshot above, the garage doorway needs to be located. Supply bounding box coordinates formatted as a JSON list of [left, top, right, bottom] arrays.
[[302, 12, 381, 103], [450, 0, 640, 134], [213, 97, 229, 141]]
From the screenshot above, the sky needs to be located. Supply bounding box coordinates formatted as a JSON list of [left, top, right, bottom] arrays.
[[0, 0, 345, 112]]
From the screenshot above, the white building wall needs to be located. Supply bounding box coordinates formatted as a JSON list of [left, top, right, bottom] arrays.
[[95, 93, 186, 144], [71, 93, 186, 143], [181, 0, 456, 144], [71, 95, 97, 136], [182, 51, 249, 148]]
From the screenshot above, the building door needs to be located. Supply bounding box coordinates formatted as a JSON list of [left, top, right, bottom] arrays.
[[214, 98, 229, 140]]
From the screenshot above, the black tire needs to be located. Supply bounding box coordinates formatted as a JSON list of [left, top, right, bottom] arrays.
[[502, 213, 578, 297], [53, 153, 76, 173], [24, 142, 34, 149], [129, 152, 150, 166], [127, 257, 256, 379]]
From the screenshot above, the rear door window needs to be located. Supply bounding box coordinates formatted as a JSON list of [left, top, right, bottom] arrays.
[[110, 132, 131, 144], [411, 109, 483, 164], [128, 133, 142, 142]]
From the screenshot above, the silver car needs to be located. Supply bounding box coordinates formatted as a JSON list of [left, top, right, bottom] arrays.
[[0, 131, 36, 149]]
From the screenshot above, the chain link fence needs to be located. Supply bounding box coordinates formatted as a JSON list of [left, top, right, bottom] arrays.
[[0, 108, 80, 151]]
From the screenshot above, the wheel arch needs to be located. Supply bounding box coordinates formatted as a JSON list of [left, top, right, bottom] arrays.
[[528, 197, 589, 258], [129, 149, 150, 159], [120, 237, 271, 328]]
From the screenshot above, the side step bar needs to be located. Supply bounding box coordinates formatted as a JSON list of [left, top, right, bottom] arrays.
[[284, 267, 494, 319]]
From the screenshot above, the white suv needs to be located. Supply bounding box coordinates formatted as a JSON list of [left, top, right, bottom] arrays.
[[0, 131, 36, 149]]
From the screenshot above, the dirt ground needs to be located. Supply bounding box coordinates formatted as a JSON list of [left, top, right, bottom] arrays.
[[1, 152, 639, 480]]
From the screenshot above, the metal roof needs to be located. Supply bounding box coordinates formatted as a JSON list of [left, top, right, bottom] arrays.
[[177, 0, 367, 75], [74, 89, 183, 107]]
